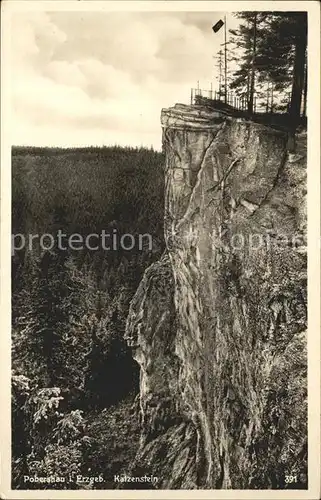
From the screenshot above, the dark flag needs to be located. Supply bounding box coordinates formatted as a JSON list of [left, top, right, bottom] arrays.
[[212, 19, 224, 33]]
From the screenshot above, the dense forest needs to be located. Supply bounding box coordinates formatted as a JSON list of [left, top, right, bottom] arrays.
[[11, 145, 165, 489]]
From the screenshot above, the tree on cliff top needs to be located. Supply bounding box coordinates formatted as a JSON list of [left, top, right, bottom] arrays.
[[229, 11, 307, 122], [229, 12, 265, 113]]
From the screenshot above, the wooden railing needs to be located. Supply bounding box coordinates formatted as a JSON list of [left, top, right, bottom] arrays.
[[191, 88, 267, 113], [190, 87, 307, 132]]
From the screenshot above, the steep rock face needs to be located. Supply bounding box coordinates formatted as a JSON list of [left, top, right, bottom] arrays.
[[125, 254, 199, 488], [125, 104, 307, 489]]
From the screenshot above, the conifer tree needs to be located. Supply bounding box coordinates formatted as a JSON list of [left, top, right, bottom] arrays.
[[229, 12, 268, 112], [229, 11, 307, 123]]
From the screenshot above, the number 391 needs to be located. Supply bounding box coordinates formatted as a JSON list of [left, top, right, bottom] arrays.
[[285, 475, 298, 483]]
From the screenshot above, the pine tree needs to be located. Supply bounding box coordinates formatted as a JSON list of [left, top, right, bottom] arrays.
[[28, 249, 71, 387], [248, 12, 257, 114], [287, 13, 307, 123], [230, 11, 307, 124], [13, 249, 94, 393], [229, 12, 268, 112]]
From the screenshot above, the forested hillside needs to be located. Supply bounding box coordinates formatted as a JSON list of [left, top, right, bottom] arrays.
[[11, 145, 165, 489]]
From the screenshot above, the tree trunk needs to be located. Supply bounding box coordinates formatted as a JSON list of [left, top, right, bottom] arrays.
[[289, 20, 307, 125], [288, 17, 307, 152], [302, 55, 307, 117], [248, 13, 257, 114], [266, 82, 270, 113]]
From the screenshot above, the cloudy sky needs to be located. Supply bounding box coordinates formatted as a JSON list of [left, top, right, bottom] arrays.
[[10, 9, 239, 149]]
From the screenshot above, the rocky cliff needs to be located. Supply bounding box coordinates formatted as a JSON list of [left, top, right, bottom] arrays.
[[125, 104, 307, 489]]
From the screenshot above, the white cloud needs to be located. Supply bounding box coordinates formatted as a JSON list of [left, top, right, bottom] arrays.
[[45, 60, 87, 88], [10, 10, 234, 149]]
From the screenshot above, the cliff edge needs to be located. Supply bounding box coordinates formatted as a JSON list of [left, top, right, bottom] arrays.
[[125, 104, 307, 489]]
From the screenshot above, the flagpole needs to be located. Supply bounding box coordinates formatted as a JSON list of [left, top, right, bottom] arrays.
[[212, 17, 228, 103]]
